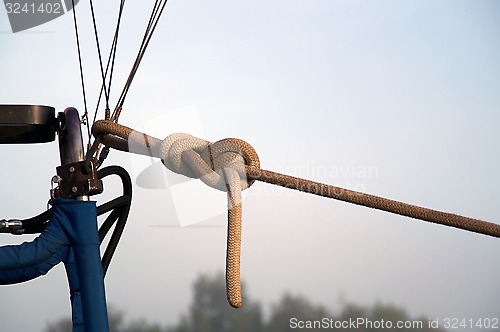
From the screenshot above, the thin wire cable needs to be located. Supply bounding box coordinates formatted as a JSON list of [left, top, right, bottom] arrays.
[[89, 0, 110, 111], [112, 0, 168, 122], [91, 0, 126, 128], [87, 0, 167, 167], [112, 0, 164, 119], [106, 0, 125, 104], [70, 0, 91, 144]]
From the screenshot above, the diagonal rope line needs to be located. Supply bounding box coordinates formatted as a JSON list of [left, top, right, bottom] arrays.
[[105, 0, 125, 105], [113, 0, 165, 115], [89, 0, 110, 111], [90, 120, 500, 308], [92, 0, 126, 128], [112, 0, 168, 122], [87, 0, 167, 167], [243, 167, 500, 237]]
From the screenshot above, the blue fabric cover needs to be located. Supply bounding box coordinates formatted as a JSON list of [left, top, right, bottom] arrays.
[[0, 209, 68, 272], [54, 199, 109, 332], [0, 198, 109, 332]]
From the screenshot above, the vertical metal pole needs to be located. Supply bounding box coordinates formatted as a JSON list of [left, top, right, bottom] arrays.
[[57, 107, 109, 332], [58, 107, 88, 201]]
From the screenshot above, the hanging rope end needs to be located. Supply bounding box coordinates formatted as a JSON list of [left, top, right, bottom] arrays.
[[227, 292, 243, 309]]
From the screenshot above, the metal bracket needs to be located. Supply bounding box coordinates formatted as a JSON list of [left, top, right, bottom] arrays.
[[52, 107, 96, 201], [51, 160, 103, 199]]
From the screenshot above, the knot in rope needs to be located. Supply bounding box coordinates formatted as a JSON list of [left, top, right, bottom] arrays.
[[160, 133, 260, 192], [91, 120, 500, 310], [159, 133, 261, 308]]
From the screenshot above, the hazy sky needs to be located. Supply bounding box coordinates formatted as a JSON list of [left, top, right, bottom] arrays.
[[1, 1, 500, 331]]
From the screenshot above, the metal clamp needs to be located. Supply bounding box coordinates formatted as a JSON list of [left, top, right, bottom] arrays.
[[51, 160, 103, 199]]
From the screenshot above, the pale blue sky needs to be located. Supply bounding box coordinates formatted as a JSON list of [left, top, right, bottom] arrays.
[[1, 1, 500, 331]]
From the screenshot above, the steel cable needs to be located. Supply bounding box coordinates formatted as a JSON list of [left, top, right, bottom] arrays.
[[70, 0, 91, 145], [112, 0, 169, 122]]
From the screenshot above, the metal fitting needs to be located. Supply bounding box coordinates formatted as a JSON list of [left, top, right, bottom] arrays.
[[0, 219, 23, 232]]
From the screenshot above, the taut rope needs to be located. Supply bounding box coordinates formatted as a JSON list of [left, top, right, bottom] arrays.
[[90, 120, 500, 308]]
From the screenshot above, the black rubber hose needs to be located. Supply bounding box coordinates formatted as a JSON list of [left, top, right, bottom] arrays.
[[97, 165, 132, 197], [20, 208, 51, 234], [96, 165, 132, 276]]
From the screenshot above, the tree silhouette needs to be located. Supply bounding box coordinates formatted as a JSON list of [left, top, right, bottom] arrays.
[[170, 272, 264, 332], [44, 304, 167, 332], [45, 271, 447, 332], [44, 305, 131, 332], [265, 292, 330, 332]]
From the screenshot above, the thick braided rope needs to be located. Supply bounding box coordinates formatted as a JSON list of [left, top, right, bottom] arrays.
[[158, 132, 259, 308], [92, 121, 256, 308], [242, 168, 500, 237], [91, 120, 500, 309], [224, 167, 244, 308]]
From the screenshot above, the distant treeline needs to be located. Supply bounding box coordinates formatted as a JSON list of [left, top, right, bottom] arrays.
[[45, 271, 447, 332]]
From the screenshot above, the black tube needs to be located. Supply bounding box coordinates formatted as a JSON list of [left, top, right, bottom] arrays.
[[98, 207, 123, 242], [101, 202, 130, 275], [20, 209, 51, 234], [97, 165, 132, 197], [97, 196, 130, 216], [95, 165, 132, 276]]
